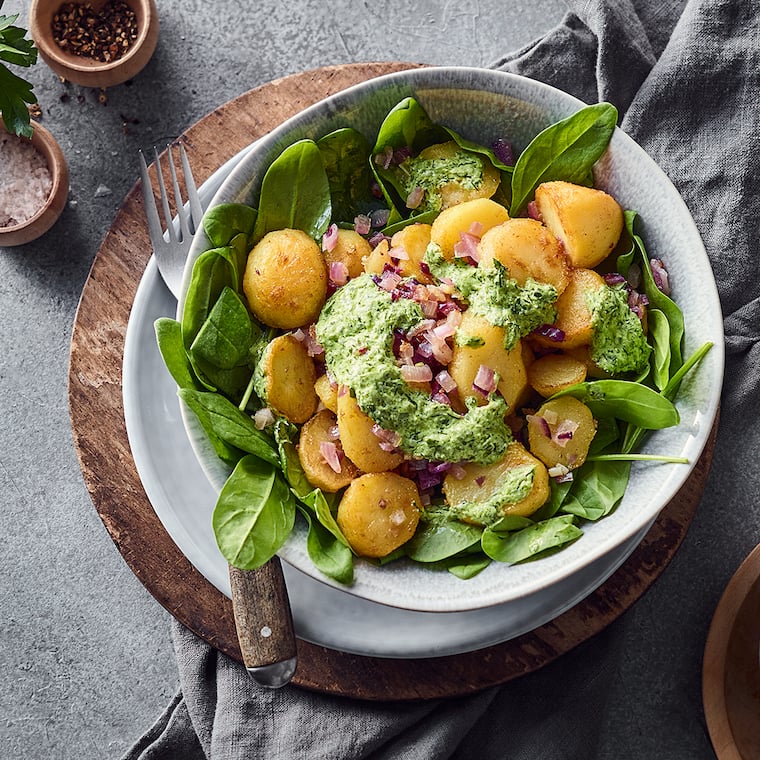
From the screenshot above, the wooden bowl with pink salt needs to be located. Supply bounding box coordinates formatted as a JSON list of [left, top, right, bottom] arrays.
[[0, 119, 69, 247]]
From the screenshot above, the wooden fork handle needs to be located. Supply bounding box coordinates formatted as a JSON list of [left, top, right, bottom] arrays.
[[228, 558, 297, 688]]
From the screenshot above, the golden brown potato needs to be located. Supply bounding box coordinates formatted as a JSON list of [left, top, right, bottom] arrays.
[[390, 223, 433, 282], [336, 390, 404, 473], [297, 410, 359, 492], [534, 181, 624, 269], [531, 268, 606, 350], [362, 238, 392, 275], [448, 311, 530, 412], [243, 228, 327, 329], [430, 197, 509, 259], [477, 217, 571, 294], [527, 353, 588, 397], [564, 345, 611, 379], [314, 373, 338, 413], [337, 472, 421, 557], [527, 395, 596, 471], [415, 141, 501, 209], [324, 228, 371, 279], [443, 442, 550, 523], [256, 334, 317, 424]]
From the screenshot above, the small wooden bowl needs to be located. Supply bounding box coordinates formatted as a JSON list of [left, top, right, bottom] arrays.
[[703, 543, 760, 760], [0, 119, 69, 247], [30, 0, 159, 88]]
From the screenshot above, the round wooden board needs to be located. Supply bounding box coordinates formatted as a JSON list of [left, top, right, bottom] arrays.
[[68, 62, 717, 701]]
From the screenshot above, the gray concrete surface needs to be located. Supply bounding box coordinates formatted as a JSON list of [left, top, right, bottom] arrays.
[[0, 1, 748, 758]]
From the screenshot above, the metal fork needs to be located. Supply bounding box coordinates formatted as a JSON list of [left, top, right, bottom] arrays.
[[138, 143, 204, 300]]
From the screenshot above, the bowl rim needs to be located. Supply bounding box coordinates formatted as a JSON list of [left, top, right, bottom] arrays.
[[0, 118, 68, 239], [179, 66, 725, 612]]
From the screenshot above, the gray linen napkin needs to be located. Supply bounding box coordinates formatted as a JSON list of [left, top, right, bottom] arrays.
[[124, 0, 760, 757]]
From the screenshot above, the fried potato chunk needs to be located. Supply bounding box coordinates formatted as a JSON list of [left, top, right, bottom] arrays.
[[430, 197, 509, 259], [337, 472, 421, 557], [534, 181, 624, 269], [298, 410, 359, 492], [527, 395, 596, 471], [243, 228, 327, 329]]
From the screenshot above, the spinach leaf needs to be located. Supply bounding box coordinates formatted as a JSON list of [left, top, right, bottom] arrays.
[[253, 139, 331, 243], [296, 505, 354, 584], [442, 126, 514, 172], [647, 308, 671, 391], [531, 477, 574, 521], [405, 517, 482, 563], [560, 460, 631, 521], [317, 128, 376, 223], [181, 248, 237, 350], [203, 202, 257, 248], [481, 514, 582, 564], [372, 96, 446, 155], [190, 286, 255, 370], [299, 488, 351, 548], [178, 388, 279, 466], [212, 455, 296, 569], [446, 554, 492, 579], [509, 102, 618, 215], [272, 419, 314, 500], [554, 379, 679, 429], [154, 317, 198, 389]]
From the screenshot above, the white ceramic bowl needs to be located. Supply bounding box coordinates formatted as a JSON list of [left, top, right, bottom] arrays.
[[178, 67, 723, 614]]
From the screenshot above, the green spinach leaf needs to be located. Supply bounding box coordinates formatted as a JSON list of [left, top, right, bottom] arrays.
[[509, 102, 618, 215], [203, 202, 257, 248], [481, 514, 582, 564], [154, 318, 198, 389], [253, 139, 331, 243], [212, 455, 296, 569], [297, 505, 354, 584], [560, 460, 631, 520]]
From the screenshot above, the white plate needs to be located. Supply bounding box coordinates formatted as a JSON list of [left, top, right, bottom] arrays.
[[123, 148, 652, 659]]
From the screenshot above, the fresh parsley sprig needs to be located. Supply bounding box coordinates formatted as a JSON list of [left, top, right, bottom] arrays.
[[0, 12, 39, 139]]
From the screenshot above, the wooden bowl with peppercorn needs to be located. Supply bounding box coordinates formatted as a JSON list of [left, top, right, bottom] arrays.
[[29, 0, 158, 88], [0, 118, 69, 247]]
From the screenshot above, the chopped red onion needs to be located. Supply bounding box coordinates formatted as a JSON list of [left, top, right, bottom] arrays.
[[491, 138, 514, 166], [453, 231, 481, 261], [449, 463, 467, 480], [420, 298, 439, 318], [435, 369, 457, 394], [533, 324, 566, 342], [406, 319, 437, 339], [552, 418, 579, 447], [291, 327, 307, 342], [526, 413, 551, 438], [527, 200, 542, 221], [650, 258, 671, 295], [369, 231, 390, 247], [401, 364, 433, 383], [472, 364, 497, 395], [431, 391, 451, 406], [626, 262, 642, 289], [475, 475, 486, 487], [603, 272, 627, 286], [432, 321, 456, 340], [321, 223, 339, 252], [253, 407, 275, 430], [406, 186, 425, 210], [374, 145, 394, 169], [389, 245, 410, 261], [319, 441, 342, 473], [354, 214, 372, 235], [467, 221, 484, 238], [371, 208, 391, 228], [329, 260, 349, 286], [379, 269, 402, 292]]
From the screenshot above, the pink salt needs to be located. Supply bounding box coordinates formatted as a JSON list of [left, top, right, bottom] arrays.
[[0, 133, 53, 228]]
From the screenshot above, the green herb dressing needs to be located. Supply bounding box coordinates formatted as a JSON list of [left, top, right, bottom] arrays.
[[449, 464, 536, 526], [586, 284, 652, 374], [424, 243, 558, 350], [315, 274, 512, 464], [399, 150, 484, 213]]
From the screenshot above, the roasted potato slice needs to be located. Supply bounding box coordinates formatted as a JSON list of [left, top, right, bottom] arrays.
[[337, 472, 421, 557], [415, 141, 501, 210], [314, 373, 338, 413], [243, 228, 327, 329], [527, 395, 596, 471], [531, 267, 606, 350], [362, 238, 392, 275], [448, 310, 530, 412], [527, 353, 588, 397], [430, 197, 509, 259], [390, 223, 433, 282], [255, 334, 317, 424], [336, 390, 404, 473], [477, 217, 571, 293], [443, 441, 550, 523], [298, 410, 359, 492], [324, 228, 371, 279], [534, 181, 624, 269]]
